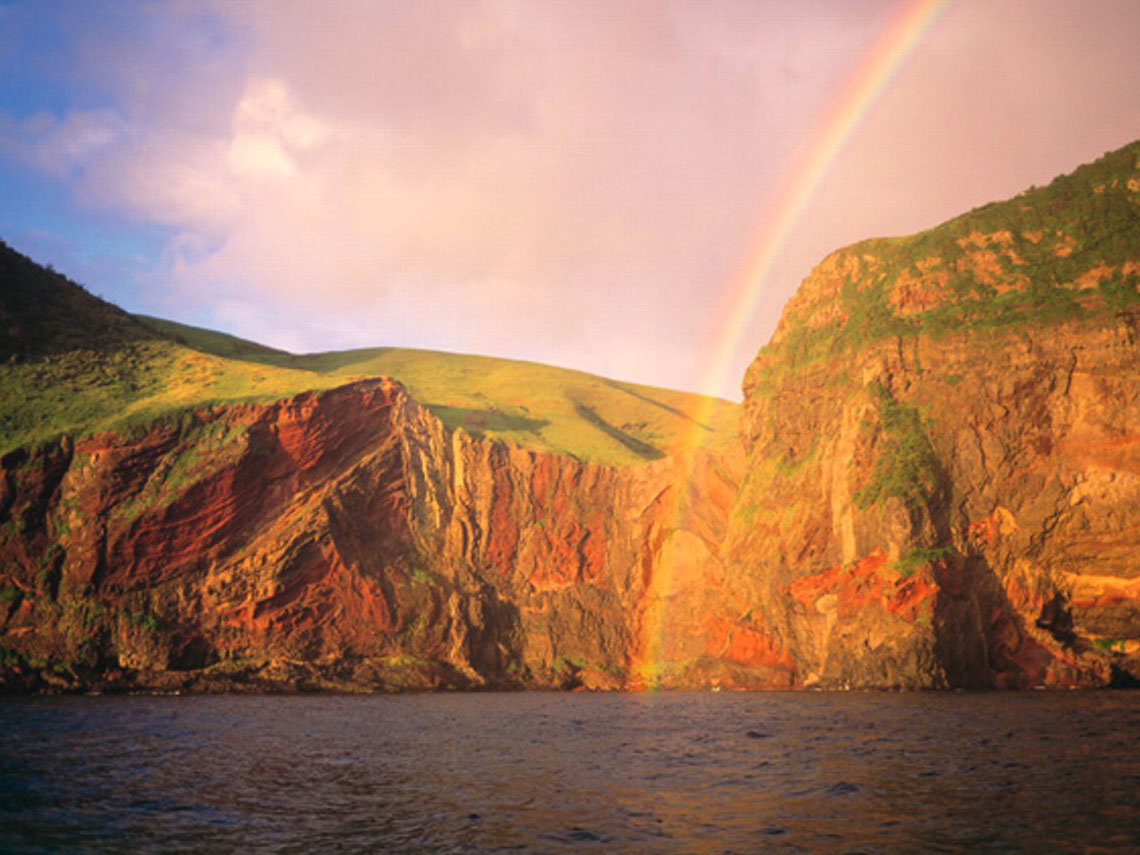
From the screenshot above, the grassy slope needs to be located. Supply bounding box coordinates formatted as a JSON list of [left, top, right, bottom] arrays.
[[758, 139, 1140, 379], [138, 316, 738, 464], [0, 246, 736, 464]]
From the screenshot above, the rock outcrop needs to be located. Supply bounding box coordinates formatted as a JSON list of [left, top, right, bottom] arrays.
[[727, 140, 1140, 688], [0, 378, 760, 692], [4, 140, 1140, 692], [730, 314, 1140, 688]]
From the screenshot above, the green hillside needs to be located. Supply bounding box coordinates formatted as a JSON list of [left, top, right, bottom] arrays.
[[0, 242, 151, 359], [139, 316, 737, 464], [0, 243, 737, 464], [765, 139, 1140, 375]]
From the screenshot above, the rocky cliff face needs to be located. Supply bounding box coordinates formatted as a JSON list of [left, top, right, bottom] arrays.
[[4, 142, 1140, 693], [0, 378, 765, 692], [731, 313, 1140, 688], [727, 141, 1140, 689]]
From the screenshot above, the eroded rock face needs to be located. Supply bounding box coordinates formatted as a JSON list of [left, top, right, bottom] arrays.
[[3, 336, 1136, 692], [0, 378, 762, 692], [714, 141, 1140, 689], [5, 143, 1140, 693], [729, 282, 1140, 690]]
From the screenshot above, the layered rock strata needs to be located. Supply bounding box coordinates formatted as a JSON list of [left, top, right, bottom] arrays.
[[731, 311, 1140, 688], [5, 142, 1140, 692], [1, 379, 761, 692]]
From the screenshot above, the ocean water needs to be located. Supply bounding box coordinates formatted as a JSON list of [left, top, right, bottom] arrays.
[[1, 691, 1138, 853]]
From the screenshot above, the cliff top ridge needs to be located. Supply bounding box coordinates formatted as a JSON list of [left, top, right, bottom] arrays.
[[750, 138, 1140, 395], [0, 241, 738, 464]]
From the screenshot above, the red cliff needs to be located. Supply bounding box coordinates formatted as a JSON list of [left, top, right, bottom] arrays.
[[1, 378, 763, 692], [4, 141, 1140, 692]]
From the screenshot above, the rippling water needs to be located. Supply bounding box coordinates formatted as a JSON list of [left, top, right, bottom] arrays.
[[2, 691, 1139, 852]]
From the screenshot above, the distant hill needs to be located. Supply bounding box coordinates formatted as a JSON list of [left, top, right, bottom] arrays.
[[0, 242, 737, 464], [0, 240, 154, 360]]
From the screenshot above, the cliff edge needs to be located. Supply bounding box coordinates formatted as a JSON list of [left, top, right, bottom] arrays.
[[3, 139, 1140, 692], [729, 139, 1140, 688]]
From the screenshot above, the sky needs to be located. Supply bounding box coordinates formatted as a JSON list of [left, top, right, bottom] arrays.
[[1, 1, 1139, 401]]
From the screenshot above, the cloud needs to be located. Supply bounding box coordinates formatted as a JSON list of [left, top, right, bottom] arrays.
[[227, 78, 329, 178], [4, 0, 1140, 398], [0, 108, 123, 178], [37, 0, 868, 373]]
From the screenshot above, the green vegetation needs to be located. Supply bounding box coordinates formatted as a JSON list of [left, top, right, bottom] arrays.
[[0, 241, 148, 360], [136, 315, 297, 367], [730, 497, 760, 527], [555, 654, 625, 679], [755, 140, 1140, 383], [775, 442, 816, 479], [407, 564, 443, 587], [827, 368, 853, 389], [628, 656, 700, 686], [276, 345, 734, 463], [571, 402, 664, 460], [113, 415, 251, 523], [0, 331, 349, 455], [36, 567, 58, 598], [123, 610, 163, 632], [854, 382, 945, 513], [385, 653, 433, 669], [1093, 637, 1132, 653], [62, 598, 105, 634], [893, 545, 954, 579], [0, 241, 738, 466]]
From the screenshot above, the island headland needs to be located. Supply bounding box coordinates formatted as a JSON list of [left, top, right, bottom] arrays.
[[3, 140, 1140, 692]]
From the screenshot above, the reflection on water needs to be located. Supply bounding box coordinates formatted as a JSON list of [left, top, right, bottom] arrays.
[[2, 691, 1139, 852]]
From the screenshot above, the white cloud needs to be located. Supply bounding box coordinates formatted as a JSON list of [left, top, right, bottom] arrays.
[[6, 0, 1140, 398], [226, 77, 330, 179], [0, 108, 123, 178]]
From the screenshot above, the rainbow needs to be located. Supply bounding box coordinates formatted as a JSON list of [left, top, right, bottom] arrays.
[[701, 0, 951, 404], [633, 0, 951, 686]]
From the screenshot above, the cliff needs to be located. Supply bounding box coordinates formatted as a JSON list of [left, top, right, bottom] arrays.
[[0, 377, 763, 692], [3, 139, 1140, 693], [729, 140, 1140, 688]]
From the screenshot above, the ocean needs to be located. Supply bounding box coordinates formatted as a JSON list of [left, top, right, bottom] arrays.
[[2, 690, 1138, 853]]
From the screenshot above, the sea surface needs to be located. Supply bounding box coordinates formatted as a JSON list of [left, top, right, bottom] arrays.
[[1, 690, 1139, 853]]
